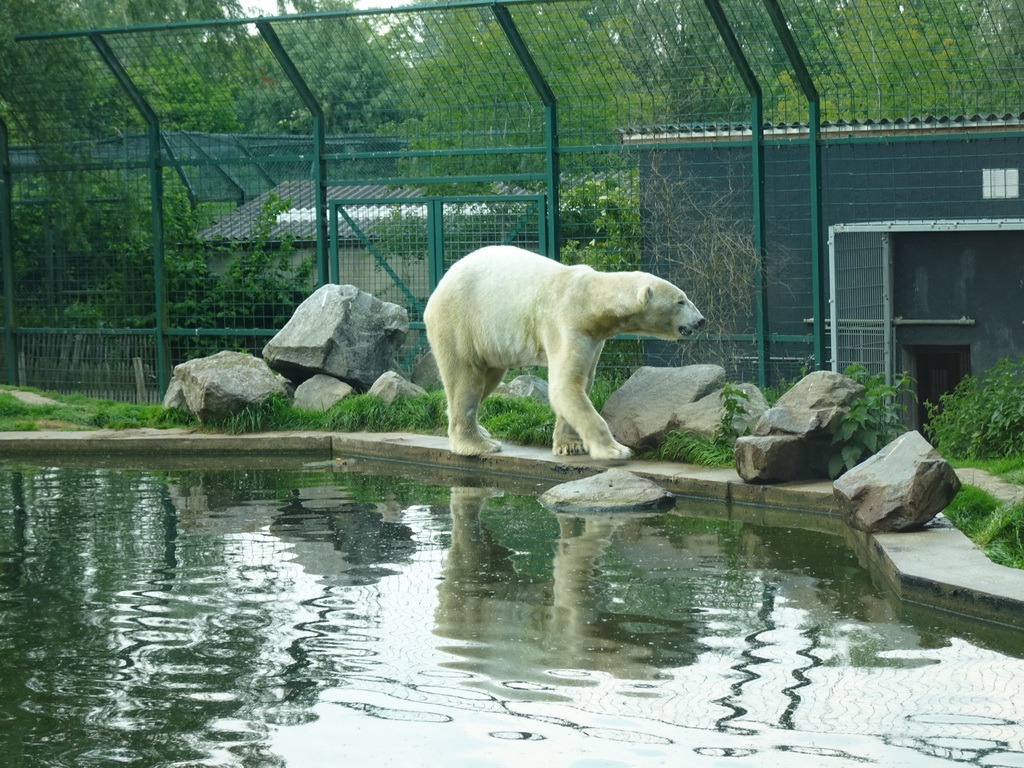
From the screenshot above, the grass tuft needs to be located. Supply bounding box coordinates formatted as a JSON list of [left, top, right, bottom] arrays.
[[649, 431, 735, 467]]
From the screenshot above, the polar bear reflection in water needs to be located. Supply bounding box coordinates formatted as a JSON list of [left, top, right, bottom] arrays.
[[424, 246, 705, 460]]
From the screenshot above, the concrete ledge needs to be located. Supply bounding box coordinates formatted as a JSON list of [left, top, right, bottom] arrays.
[[0, 428, 1021, 628], [0, 428, 333, 455]]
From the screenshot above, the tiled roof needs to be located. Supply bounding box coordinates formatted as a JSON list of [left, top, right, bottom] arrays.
[[198, 180, 424, 242], [619, 112, 1024, 143]]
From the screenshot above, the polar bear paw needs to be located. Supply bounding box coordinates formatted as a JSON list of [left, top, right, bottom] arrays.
[[553, 440, 588, 456], [587, 442, 633, 462], [450, 434, 502, 457]]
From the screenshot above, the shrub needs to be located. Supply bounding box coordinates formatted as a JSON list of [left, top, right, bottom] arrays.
[[926, 356, 1024, 460], [829, 365, 913, 478]]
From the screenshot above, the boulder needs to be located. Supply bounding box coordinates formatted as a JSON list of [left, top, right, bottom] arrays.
[[262, 284, 409, 391], [411, 348, 441, 390], [672, 383, 768, 441], [734, 434, 830, 483], [833, 430, 962, 533], [162, 378, 186, 409], [601, 364, 727, 451], [368, 371, 427, 405], [494, 375, 550, 405], [293, 374, 355, 411], [754, 370, 865, 439], [539, 469, 675, 513], [172, 351, 288, 423]]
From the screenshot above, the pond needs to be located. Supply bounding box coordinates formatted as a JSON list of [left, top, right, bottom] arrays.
[[1, 460, 1023, 768]]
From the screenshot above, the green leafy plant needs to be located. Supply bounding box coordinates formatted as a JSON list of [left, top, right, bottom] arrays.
[[829, 365, 913, 478], [926, 356, 1024, 460], [714, 382, 752, 445]]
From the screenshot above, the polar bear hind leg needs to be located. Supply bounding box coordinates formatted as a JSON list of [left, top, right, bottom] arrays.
[[440, 360, 505, 456]]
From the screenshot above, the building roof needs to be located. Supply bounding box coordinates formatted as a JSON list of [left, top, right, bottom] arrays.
[[619, 112, 1024, 144], [198, 180, 424, 243]]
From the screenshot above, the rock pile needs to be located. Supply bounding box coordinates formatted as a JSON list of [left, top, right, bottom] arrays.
[[165, 284, 413, 421], [730, 369, 960, 534], [601, 364, 767, 451], [734, 370, 864, 483]]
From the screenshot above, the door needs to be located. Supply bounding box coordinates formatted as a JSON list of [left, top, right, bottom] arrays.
[[910, 345, 970, 431], [829, 226, 893, 382], [330, 195, 546, 326]]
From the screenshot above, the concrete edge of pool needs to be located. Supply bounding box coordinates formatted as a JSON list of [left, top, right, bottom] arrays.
[[0, 427, 1021, 630]]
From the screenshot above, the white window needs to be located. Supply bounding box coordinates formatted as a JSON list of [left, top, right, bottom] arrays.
[[982, 168, 1020, 199]]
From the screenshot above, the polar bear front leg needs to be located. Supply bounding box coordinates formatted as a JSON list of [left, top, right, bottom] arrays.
[[553, 417, 586, 455], [548, 346, 631, 461]]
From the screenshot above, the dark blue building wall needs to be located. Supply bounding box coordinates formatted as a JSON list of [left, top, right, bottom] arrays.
[[641, 132, 1024, 383]]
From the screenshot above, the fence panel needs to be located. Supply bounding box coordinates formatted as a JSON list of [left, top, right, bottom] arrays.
[[1, 0, 1023, 399]]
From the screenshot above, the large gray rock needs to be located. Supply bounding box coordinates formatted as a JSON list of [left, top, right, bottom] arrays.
[[262, 284, 409, 391], [601, 365, 727, 451], [368, 371, 427, 404], [539, 469, 675, 513], [833, 430, 961, 533], [672, 383, 768, 442], [754, 370, 865, 439], [737, 370, 865, 484], [293, 374, 354, 411], [494, 375, 550, 405], [172, 351, 289, 423], [734, 434, 830, 483], [411, 348, 441, 390], [162, 378, 186, 409]]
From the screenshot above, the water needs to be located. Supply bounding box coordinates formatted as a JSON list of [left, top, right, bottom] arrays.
[[1, 462, 1023, 768]]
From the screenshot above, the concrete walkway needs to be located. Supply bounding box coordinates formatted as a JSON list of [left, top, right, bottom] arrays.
[[0, 427, 1021, 629]]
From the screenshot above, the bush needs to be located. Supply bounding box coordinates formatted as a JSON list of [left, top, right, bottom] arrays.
[[926, 356, 1024, 460], [829, 365, 912, 478]]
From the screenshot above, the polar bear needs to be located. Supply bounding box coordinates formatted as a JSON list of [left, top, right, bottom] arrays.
[[423, 245, 705, 460]]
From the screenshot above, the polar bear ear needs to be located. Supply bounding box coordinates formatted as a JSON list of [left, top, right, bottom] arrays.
[[612, 283, 651, 318]]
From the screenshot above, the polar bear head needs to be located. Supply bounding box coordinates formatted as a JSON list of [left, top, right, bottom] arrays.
[[611, 273, 705, 341]]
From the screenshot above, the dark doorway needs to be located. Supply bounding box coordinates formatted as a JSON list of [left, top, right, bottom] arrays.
[[912, 346, 970, 432]]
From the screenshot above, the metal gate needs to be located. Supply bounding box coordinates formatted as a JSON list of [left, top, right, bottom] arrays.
[[828, 224, 893, 382], [329, 195, 546, 326]]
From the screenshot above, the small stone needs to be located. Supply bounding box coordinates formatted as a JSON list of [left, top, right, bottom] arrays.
[[293, 374, 354, 411], [368, 371, 427, 405], [539, 469, 674, 513]]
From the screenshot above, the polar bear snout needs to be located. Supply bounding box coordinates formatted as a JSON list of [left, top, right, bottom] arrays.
[[679, 314, 706, 336], [674, 295, 705, 337]]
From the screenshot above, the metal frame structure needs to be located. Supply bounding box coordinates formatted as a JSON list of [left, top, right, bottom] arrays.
[[2, 0, 1023, 399]]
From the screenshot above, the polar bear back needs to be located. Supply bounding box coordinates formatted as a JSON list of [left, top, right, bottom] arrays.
[[425, 246, 582, 368]]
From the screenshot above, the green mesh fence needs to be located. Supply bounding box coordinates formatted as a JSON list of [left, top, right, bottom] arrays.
[[1, 0, 1023, 401]]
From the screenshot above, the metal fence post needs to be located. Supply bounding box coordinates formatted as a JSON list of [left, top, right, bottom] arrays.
[[257, 21, 329, 287], [0, 117, 16, 385], [89, 32, 170, 395], [492, 3, 560, 259], [703, 0, 769, 387], [761, 0, 826, 370]]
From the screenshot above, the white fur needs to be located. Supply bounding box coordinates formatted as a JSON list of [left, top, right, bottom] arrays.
[[424, 245, 704, 460]]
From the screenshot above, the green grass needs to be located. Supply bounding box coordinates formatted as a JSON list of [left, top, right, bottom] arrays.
[[648, 431, 735, 467], [0, 389, 197, 431], [942, 483, 1024, 569]]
